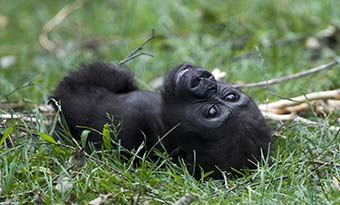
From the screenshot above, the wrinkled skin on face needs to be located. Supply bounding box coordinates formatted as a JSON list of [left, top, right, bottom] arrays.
[[162, 63, 272, 178]]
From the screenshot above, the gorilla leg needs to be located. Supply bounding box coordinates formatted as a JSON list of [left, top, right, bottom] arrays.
[[54, 62, 138, 96], [52, 62, 138, 146]]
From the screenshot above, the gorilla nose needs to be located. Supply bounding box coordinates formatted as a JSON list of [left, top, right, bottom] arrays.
[[190, 70, 215, 89], [198, 70, 214, 79]]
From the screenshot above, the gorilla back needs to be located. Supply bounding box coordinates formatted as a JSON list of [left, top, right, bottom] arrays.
[[53, 62, 272, 179]]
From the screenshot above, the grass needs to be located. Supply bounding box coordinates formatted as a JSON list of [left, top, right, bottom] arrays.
[[1, 0, 340, 204]]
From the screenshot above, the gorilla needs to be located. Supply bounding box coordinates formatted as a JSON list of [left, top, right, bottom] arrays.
[[52, 62, 272, 179]]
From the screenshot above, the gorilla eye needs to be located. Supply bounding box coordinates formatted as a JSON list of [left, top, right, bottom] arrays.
[[225, 93, 239, 102], [207, 106, 218, 118]]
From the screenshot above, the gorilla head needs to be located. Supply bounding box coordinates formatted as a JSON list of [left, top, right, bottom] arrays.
[[53, 62, 272, 179], [162, 63, 272, 178]]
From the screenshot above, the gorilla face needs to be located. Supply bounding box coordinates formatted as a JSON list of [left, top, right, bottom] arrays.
[[162, 63, 272, 177]]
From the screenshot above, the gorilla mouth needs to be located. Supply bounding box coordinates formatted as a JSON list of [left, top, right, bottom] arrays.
[[175, 68, 189, 84]]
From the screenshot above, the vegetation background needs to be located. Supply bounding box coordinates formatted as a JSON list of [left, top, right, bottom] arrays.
[[1, 0, 340, 204]]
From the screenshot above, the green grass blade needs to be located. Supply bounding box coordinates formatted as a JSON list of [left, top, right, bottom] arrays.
[[0, 121, 16, 146], [102, 123, 111, 149], [80, 129, 90, 148], [38, 132, 57, 144]]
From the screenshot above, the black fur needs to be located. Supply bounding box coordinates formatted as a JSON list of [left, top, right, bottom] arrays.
[[53, 62, 272, 179]]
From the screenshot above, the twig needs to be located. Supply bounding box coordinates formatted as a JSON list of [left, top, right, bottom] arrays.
[[246, 176, 289, 188], [1, 113, 40, 123], [223, 179, 252, 194], [215, 166, 229, 190], [310, 160, 340, 168], [0, 105, 55, 125], [39, 0, 87, 56], [259, 89, 340, 111], [126, 29, 155, 58], [220, 175, 288, 195], [233, 60, 339, 89], [4, 82, 33, 98], [118, 29, 155, 65], [262, 111, 340, 132], [0, 189, 41, 200], [259, 89, 340, 131], [1, 99, 38, 110], [118, 52, 154, 65]]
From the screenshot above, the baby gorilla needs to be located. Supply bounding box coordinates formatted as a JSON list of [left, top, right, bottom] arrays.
[[53, 62, 272, 179]]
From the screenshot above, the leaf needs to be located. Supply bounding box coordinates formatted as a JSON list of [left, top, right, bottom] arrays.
[[0, 55, 16, 69], [174, 193, 199, 205], [102, 123, 111, 149], [38, 132, 57, 144], [55, 177, 73, 193], [211, 68, 226, 81], [68, 149, 86, 170], [80, 130, 90, 148], [0, 121, 16, 146], [89, 194, 113, 205], [0, 15, 8, 28], [332, 176, 340, 191]]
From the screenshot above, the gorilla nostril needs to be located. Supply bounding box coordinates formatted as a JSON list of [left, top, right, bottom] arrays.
[[199, 71, 213, 79], [191, 77, 201, 88], [190, 71, 216, 89]]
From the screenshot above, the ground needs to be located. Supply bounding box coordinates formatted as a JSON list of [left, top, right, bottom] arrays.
[[1, 0, 340, 204]]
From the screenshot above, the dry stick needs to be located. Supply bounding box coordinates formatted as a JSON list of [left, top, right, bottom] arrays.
[[0, 106, 55, 125], [246, 176, 289, 189], [173, 193, 199, 205], [259, 89, 340, 131], [222, 176, 288, 194], [118, 52, 154, 66], [311, 160, 340, 168], [0, 189, 41, 200], [248, 59, 340, 130], [259, 89, 340, 110], [126, 29, 155, 58], [215, 166, 229, 190], [262, 111, 340, 132], [118, 29, 156, 65], [1, 113, 41, 123], [39, 0, 87, 55], [233, 60, 340, 89]]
